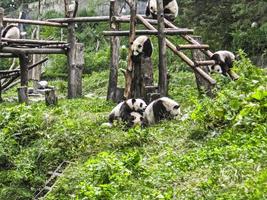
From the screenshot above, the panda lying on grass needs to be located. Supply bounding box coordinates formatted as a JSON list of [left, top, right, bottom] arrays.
[[103, 97, 181, 128], [102, 98, 147, 128], [143, 97, 181, 126]]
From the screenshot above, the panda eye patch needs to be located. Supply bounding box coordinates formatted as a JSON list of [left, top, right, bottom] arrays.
[[173, 105, 180, 109], [140, 103, 143, 107], [138, 44, 142, 48]]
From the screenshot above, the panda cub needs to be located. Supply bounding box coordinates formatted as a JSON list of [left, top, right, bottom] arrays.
[[127, 111, 144, 127], [210, 50, 235, 76], [107, 98, 147, 127], [1, 24, 20, 39], [144, 97, 181, 125], [131, 36, 153, 63], [145, 0, 179, 21]]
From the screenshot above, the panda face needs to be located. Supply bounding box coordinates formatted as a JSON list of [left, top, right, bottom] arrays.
[[131, 36, 153, 62], [148, 0, 157, 16], [209, 65, 223, 74], [131, 36, 148, 56], [129, 112, 144, 126], [127, 98, 147, 113], [161, 97, 181, 117]]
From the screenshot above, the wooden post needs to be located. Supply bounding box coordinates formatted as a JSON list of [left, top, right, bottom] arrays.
[[67, 1, 84, 99], [141, 56, 154, 86], [0, 80, 2, 102], [45, 88, 58, 106], [157, 0, 168, 96], [19, 54, 29, 86], [18, 86, 28, 104], [192, 36, 214, 97], [67, 43, 84, 98], [107, 0, 120, 101], [124, 0, 137, 99], [0, 7, 4, 45]]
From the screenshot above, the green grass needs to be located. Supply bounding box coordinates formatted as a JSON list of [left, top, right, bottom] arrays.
[[0, 52, 266, 200]]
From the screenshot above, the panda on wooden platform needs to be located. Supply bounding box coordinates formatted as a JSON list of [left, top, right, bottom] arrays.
[[143, 97, 181, 125], [1, 24, 21, 39], [210, 50, 235, 76], [145, 0, 179, 21], [131, 36, 153, 63], [104, 98, 147, 127]]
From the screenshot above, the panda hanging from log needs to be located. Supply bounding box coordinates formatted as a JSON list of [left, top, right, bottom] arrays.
[[145, 0, 179, 21], [209, 50, 236, 78]]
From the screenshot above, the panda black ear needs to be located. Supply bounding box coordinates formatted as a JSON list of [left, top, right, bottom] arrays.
[[132, 98, 136, 105], [140, 117, 144, 121]]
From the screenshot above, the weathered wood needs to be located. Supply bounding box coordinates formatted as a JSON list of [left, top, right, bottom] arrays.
[[141, 57, 154, 86], [195, 60, 216, 66], [107, 0, 120, 101], [157, 0, 168, 96], [17, 86, 28, 104], [124, 0, 137, 99], [67, 42, 84, 98], [103, 29, 194, 36], [0, 53, 17, 58], [192, 36, 214, 97], [48, 16, 110, 23], [18, 54, 29, 86], [3, 18, 66, 27], [114, 16, 158, 25], [177, 44, 209, 50], [1, 47, 66, 54], [45, 88, 58, 106], [0, 80, 2, 102], [136, 14, 216, 85], [0, 8, 4, 45], [1, 38, 67, 45]]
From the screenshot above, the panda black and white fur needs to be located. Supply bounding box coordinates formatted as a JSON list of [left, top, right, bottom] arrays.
[[207, 65, 222, 74], [108, 98, 147, 126], [131, 36, 153, 63], [145, 0, 179, 21], [210, 50, 235, 76], [127, 111, 144, 127], [143, 97, 181, 125], [1, 24, 20, 39]]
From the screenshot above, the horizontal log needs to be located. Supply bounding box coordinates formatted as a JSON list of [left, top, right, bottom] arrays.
[[48, 16, 110, 23], [2, 38, 68, 45], [3, 18, 67, 27], [194, 60, 215, 66], [0, 53, 17, 58], [177, 44, 209, 50], [114, 16, 158, 25], [1, 47, 66, 54], [103, 29, 194, 36]]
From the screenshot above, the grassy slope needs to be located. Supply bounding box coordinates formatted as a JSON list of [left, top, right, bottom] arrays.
[[0, 53, 266, 200]]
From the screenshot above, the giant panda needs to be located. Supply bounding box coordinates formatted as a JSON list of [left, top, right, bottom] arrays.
[[145, 0, 179, 21], [210, 50, 235, 76], [143, 97, 181, 125], [107, 98, 147, 126], [126, 111, 144, 127], [1, 24, 20, 39], [131, 36, 153, 63]]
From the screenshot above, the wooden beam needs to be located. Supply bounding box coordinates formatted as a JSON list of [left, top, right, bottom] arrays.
[[107, 0, 120, 101], [0, 53, 17, 58], [103, 29, 193, 36], [1, 47, 66, 54], [157, 0, 168, 96], [124, 0, 137, 99], [177, 44, 209, 50], [48, 16, 110, 23], [194, 60, 215, 66], [0, 7, 4, 46], [18, 54, 29, 86], [1, 38, 67, 45], [3, 18, 67, 27], [114, 16, 158, 25]]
